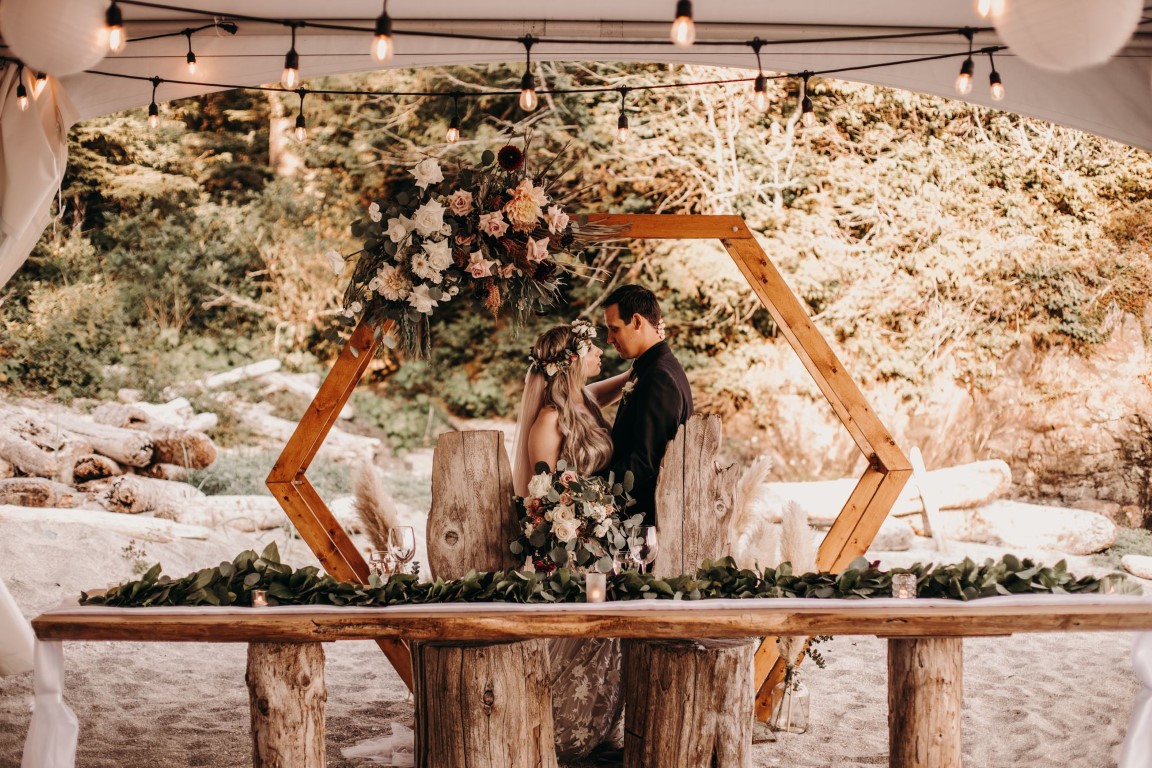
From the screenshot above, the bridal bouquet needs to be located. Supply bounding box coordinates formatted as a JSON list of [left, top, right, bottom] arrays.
[[329, 141, 615, 357], [511, 461, 637, 574]]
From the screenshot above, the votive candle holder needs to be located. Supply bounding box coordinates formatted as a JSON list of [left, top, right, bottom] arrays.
[[892, 572, 917, 599], [251, 589, 269, 608], [585, 572, 607, 603]]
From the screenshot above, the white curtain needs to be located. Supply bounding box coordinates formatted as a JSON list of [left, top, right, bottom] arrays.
[[0, 63, 76, 288], [0, 575, 33, 676]]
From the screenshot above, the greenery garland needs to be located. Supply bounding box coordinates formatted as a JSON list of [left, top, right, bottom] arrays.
[[78, 543, 1139, 608]]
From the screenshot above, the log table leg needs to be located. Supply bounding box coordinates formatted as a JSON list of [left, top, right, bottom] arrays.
[[888, 637, 963, 768], [246, 641, 327, 768], [412, 639, 557, 768], [623, 638, 754, 768]]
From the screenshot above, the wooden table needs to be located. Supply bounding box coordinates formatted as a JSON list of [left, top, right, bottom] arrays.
[[31, 595, 1152, 768]]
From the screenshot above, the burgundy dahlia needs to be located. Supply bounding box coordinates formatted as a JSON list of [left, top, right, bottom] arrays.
[[497, 144, 524, 172]]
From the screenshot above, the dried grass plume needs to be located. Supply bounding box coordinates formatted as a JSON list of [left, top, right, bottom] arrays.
[[729, 455, 776, 569], [353, 461, 400, 553]]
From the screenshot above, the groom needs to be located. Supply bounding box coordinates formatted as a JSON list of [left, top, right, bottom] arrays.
[[602, 284, 693, 524]]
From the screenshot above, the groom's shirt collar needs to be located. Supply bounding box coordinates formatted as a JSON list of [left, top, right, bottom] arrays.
[[630, 340, 670, 378]]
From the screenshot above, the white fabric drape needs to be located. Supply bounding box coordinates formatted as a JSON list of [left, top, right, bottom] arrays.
[[20, 640, 78, 768], [1120, 631, 1152, 767], [511, 369, 547, 497], [0, 64, 76, 288], [0, 575, 34, 676]]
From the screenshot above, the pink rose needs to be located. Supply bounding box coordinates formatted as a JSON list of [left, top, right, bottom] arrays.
[[559, 491, 573, 506], [526, 236, 549, 263], [560, 470, 578, 487], [448, 190, 474, 216], [500, 263, 516, 278], [455, 233, 476, 247], [467, 251, 495, 278], [546, 205, 569, 234], [478, 211, 509, 237]]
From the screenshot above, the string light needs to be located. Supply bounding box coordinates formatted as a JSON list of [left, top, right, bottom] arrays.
[[800, 73, 815, 127], [105, 1, 126, 53], [987, 51, 1005, 101], [955, 29, 975, 95], [184, 30, 197, 75], [294, 88, 308, 142], [32, 71, 47, 99], [372, 1, 394, 63], [976, 0, 1005, 18], [15, 65, 28, 112], [282, 23, 301, 89], [147, 76, 160, 129], [616, 87, 630, 143], [670, 0, 696, 47], [518, 36, 538, 112], [750, 38, 769, 112], [446, 94, 460, 143]]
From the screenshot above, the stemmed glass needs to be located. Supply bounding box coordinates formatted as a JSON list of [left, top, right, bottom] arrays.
[[630, 526, 659, 574], [388, 526, 417, 574], [368, 549, 394, 578], [613, 548, 636, 575]]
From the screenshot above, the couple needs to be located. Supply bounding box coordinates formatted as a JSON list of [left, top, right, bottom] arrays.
[[510, 284, 693, 759]]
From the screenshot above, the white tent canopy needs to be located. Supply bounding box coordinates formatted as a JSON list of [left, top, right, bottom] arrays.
[[1, 1, 1151, 284]]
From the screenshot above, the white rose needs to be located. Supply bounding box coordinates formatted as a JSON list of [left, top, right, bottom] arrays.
[[527, 472, 552, 498], [410, 157, 444, 190], [422, 238, 453, 272], [412, 199, 447, 237], [368, 202, 383, 223], [325, 250, 345, 276], [593, 521, 610, 539], [545, 205, 569, 234], [386, 217, 410, 244], [554, 504, 575, 522], [586, 504, 607, 523], [410, 252, 444, 284], [553, 519, 580, 543], [407, 283, 438, 314]]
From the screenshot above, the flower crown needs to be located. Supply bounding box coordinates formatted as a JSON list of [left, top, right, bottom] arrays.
[[528, 319, 599, 378]]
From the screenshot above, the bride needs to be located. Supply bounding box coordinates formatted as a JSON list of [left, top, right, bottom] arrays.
[[511, 318, 629, 759]]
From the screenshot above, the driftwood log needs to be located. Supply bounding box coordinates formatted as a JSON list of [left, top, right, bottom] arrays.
[[0, 477, 81, 508], [64, 420, 154, 468], [622, 638, 754, 767], [100, 474, 204, 515], [0, 457, 12, 480], [888, 638, 962, 768], [246, 642, 326, 768], [71, 453, 124, 484], [415, 430, 544, 767], [413, 640, 556, 768], [0, 433, 62, 478], [92, 402, 217, 469]]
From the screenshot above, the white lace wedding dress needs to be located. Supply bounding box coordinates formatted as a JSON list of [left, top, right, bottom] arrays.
[[549, 636, 625, 759]]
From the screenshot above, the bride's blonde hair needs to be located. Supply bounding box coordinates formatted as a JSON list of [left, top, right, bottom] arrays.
[[529, 325, 613, 476]]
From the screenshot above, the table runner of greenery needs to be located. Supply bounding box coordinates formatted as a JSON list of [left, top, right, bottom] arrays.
[[77, 543, 1138, 608]]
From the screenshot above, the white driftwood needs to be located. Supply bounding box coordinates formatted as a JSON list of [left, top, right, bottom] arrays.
[[0, 457, 12, 480], [149, 424, 216, 469], [427, 430, 518, 580], [653, 414, 741, 577], [754, 459, 1012, 525], [70, 453, 124, 484], [234, 403, 380, 464], [100, 474, 204, 516], [0, 478, 82, 508], [261, 371, 355, 420], [205, 358, 282, 389], [0, 433, 61, 478], [0, 505, 212, 541], [412, 639, 556, 768], [246, 641, 326, 768], [931, 499, 1116, 555], [623, 638, 754, 767], [163, 496, 288, 531], [64, 420, 154, 468]]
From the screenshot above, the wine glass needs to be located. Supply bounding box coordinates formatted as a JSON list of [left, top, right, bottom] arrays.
[[631, 526, 658, 574], [368, 549, 393, 578], [613, 548, 636, 574], [388, 526, 417, 574]]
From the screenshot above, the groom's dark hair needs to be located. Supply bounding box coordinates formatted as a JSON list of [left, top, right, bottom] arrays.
[[603, 284, 662, 327]]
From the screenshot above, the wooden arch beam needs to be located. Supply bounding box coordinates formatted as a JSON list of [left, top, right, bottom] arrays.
[[267, 213, 911, 712]]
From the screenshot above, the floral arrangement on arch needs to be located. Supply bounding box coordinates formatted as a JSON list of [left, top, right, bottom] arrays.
[[510, 460, 639, 574], [328, 140, 614, 357]]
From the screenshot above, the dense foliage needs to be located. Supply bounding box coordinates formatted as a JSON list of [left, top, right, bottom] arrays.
[[2, 63, 1150, 468], [80, 542, 1135, 607]]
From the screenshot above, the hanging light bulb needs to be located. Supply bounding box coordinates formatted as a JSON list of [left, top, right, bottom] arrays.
[[988, 51, 1005, 101], [670, 0, 695, 47], [616, 87, 630, 143], [446, 95, 460, 144], [282, 24, 300, 89], [105, 1, 126, 53], [32, 71, 47, 99], [372, 1, 394, 62], [750, 39, 770, 112], [15, 66, 28, 112], [955, 30, 975, 96], [184, 31, 197, 75], [975, 0, 1005, 18], [147, 76, 160, 129], [293, 88, 307, 142], [800, 73, 815, 127], [518, 36, 538, 111]]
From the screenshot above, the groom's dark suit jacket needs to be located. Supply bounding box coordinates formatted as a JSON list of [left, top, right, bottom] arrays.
[[609, 341, 693, 524]]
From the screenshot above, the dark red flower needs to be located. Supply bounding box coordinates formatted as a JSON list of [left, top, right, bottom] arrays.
[[497, 145, 524, 172]]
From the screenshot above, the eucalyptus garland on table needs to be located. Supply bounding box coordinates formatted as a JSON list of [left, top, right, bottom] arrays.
[[78, 543, 1138, 608]]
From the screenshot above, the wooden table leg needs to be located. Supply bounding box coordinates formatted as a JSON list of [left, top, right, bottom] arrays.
[[246, 642, 326, 768], [888, 637, 963, 768]]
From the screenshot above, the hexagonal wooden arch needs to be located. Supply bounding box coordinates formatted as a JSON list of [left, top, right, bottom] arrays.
[[266, 213, 912, 712]]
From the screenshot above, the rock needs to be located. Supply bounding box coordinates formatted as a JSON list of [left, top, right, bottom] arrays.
[[932, 500, 1116, 555], [869, 516, 914, 552], [1122, 555, 1152, 580]]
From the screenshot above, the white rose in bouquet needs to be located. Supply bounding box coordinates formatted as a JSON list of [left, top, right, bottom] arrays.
[[553, 504, 576, 522], [412, 199, 447, 237], [410, 157, 444, 190], [527, 473, 552, 499], [553, 518, 580, 543]]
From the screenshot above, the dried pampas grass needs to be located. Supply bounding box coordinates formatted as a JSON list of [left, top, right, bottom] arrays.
[[729, 456, 776, 569], [777, 500, 818, 670], [353, 461, 400, 553]]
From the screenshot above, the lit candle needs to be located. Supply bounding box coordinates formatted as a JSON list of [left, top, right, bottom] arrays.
[[251, 589, 269, 608], [586, 572, 607, 603], [892, 573, 917, 599]]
